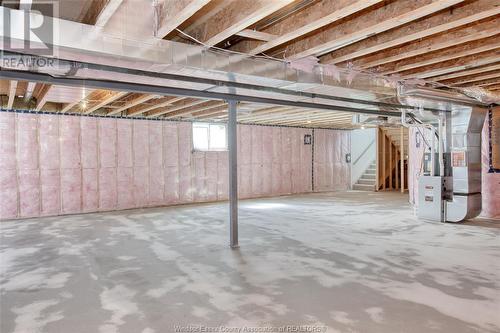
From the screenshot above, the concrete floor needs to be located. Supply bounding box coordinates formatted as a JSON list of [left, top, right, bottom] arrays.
[[1, 191, 499, 333]]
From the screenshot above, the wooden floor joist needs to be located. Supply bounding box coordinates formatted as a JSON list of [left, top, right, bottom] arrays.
[[321, 1, 500, 65], [84, 91, 128, 114], [431, 63, 500, 81], [383, 40, 500, 75], [288, 0, 464, 59], [7, 80, 17, 109], [3, 0, 497, 126]]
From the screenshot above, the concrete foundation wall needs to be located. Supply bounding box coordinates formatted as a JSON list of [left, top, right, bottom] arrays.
[[0, 112, 348, 220]]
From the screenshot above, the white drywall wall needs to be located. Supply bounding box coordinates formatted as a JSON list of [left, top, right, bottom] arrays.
[[351, 128, 376, 185]]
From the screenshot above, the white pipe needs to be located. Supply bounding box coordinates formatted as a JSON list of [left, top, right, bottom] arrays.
[[430, 127, 435, 176], [438, 116, 445, 176]]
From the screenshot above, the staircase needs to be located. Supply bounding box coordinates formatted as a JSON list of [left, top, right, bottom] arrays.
[[353, 161, 376, 191], [378, 127, 408, 191]]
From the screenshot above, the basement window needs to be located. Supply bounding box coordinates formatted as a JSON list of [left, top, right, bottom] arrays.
[[192, 122, 227, 151]]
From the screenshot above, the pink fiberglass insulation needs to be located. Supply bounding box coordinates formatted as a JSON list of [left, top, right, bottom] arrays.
[[60, 116, 81, 169], [261, 127, 273, 196], [206, 153, 219, 202], [0, 168, 17, 219], [163, 123, 180, 204], [134, 166, 149, 207], [0, 112, 16, 170], [271, 127, 282, 194], [39, 115, 60, 170], [482, 117, 500, 218], [177, 122, 193, 202], [0, 112, 350, 219], [117, 119, 133, 167], [17, 113, 38, 170], [300, 128, 313, 193], [217, 151, 228, 200], [61, 168, 82, 214], [81, 117, 98, 169], [18, 169, 40, 218], [313, 129, 350, 192], [133, 121, 149, 167], [149, 122, 164, 205], [281, 128, 293, 194], [40, 169, 60, 216], [82, 168, 99, 212], [238, 125, 252, 198], [116, 167, 133, 209], [99, 167, 117, 210], [0, 113, 17, 219], [193, 152, 207, 202], [99, 118, 116, 168]]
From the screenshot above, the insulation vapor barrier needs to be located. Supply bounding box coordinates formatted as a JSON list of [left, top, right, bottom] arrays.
[[0, 112, 350, 220], [407, 119, 500, 219]]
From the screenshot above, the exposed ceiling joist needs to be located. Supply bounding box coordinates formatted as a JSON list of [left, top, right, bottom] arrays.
[[458, 77, 500, 87], [35, 84, 52, 111], [107, 94, 157, 116], [447, 72, 500, 86], [478, 81, 500, 88], [190, 104, 230, 118], [171, 101, 227, 119], [383, 41, 500, 75], [147, 99, 208, 117], [7, 80, 17, 109], [359, 27, 500, 70], [432, 63, 500, 81], [187, 0, 295, 46], [322, 4, 500, 65], [60, 88, 93, 113], [94, 0, 123, 27], [408, 53, 500, 79], [23, 81, 35, 103], [236, 29, 277, 42], [156, 0, 212, 39], [127, 96, 184, 116], [290, 0, 464, 59], [84, 91, 128, 114], [60, 100, 80, 113], [248, 0, 383, 56], [196, 111, 227, 120], [163, 100, 226, 119]]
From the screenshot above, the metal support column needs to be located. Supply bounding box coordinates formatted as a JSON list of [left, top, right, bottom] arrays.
[[400, 126, 405, 193], [228, 100, 239, 248]]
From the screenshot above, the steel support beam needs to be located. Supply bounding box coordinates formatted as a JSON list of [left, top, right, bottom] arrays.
[[228, 100, 239, 248], [0, 69, 406, 117], [0, 51, 457, 114]]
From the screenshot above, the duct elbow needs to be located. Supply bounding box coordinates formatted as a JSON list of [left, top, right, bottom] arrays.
[[445, 194, 482, 223]]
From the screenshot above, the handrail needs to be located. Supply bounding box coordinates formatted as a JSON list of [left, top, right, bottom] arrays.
[[353, 139, 375, 165]]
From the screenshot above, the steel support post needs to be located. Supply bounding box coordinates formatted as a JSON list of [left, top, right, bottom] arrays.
[[228, 100, 239, 248]]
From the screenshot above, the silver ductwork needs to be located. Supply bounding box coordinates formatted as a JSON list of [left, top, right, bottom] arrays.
[[445, 106, 485, 222], [398, 87, 488, 222]]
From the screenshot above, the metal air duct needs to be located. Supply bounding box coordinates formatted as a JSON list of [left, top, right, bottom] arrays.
[[398, 87, 488, 222]]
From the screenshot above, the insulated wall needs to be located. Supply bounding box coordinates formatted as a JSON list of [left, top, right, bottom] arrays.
[[407, 120, 500, 219], [314, 129, 351, 192], [481, 116, 500, 218], [0, 112, 347, 220]]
